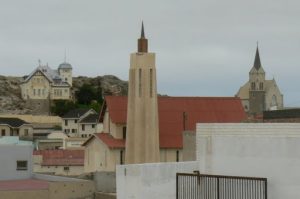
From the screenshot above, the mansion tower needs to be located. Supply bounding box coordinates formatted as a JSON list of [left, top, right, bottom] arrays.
[[125, 23, 160, 164]]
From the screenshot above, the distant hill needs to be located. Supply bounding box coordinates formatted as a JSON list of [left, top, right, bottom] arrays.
[[0, 75, 128, 115]]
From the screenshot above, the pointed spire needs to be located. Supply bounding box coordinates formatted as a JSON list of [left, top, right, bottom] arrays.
[[253, 44, 262, 70], [141, 21, 145, 38], [138, 21, 148, 53]]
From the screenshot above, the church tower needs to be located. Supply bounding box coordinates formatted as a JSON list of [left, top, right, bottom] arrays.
[[125, 23, 160, 164], [249, 46, 266, 115]]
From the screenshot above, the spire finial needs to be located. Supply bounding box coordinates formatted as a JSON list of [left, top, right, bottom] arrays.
[[38, 59, 41, 66], [254, 44, 262, 70], [138, 21, 148, 53], [141, 21, 145, 38]]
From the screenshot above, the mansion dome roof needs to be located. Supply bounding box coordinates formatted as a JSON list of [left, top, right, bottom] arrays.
[[58, 62, 72, 69]]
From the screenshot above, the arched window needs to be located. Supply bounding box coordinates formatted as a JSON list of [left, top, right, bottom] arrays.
[[272, 95, 277, 106], [259, 82, 263, 90], [251, 82, 256, 90]]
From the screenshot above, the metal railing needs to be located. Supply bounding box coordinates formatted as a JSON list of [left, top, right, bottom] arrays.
[[176, 171, 267, 199]]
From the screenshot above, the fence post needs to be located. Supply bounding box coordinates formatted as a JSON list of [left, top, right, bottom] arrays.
[[176, 173, 178, 199], [264, 179, 268, 199]]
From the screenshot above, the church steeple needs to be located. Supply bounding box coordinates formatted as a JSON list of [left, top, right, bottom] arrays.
[[138, 22, 148, 53], [253, 45, 262, 70]]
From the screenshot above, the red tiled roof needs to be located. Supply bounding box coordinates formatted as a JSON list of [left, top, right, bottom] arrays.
[[99, 96, 247, 148], [0, 179, 49, 191], [33, 150, 84, 166], [95, 133, 125, 149]]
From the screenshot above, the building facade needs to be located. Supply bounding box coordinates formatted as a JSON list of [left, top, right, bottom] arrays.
[[83, 95, 246, 173], [0, 136, 33, 180], [236, 47, 283, 115], [62, 108, 102, 138], [20, 62, 72, 100], [33, 149, 84, 176], [0, 117, 34, 140]]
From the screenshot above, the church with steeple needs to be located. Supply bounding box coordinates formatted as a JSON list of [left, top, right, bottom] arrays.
[[236, 46, 284, 116], [125, 22, 160, 164]]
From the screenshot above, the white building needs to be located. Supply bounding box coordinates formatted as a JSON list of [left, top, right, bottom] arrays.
[[0, 136, 33, 180], [196, 123, 300, 199], [62, 108, 102, 138], [0, 117, 34, 140], [20, 62, 72, 100]]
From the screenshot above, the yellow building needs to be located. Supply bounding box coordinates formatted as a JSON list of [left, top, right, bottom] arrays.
[[20, 62, 72, 100]]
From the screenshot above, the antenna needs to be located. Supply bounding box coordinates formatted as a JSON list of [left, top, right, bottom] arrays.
[[38, 59, 41, 66], [64, 49, 67, 63]]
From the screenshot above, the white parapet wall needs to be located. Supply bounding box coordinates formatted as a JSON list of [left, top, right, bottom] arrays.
[[116, 161, 199, 199], [196, 123, 300, 199]]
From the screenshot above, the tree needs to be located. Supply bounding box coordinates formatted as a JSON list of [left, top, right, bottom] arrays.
[[51, 100, 77, 116], [76, 84, 97, 105]]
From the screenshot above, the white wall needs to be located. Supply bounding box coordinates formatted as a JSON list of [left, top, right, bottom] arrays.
[[196, 123, 300, 199], [0, 144, 33, 180], [116, 161, 199, 199]]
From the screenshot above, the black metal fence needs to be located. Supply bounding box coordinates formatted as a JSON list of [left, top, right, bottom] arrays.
[[176, 171, 267, 199]]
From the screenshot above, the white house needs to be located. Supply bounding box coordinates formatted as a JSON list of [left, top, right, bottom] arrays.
[[62, 108, 102, 138], [0, 136, 33, 180], [20, 62, 72, 100], [0, 117, 34, 140]]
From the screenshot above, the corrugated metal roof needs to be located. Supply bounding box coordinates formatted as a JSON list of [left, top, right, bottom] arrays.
[[0, 136, 32, 146], [33, 150, 84, 166], [98, 96, 247, 148], [0, 179, 48, 191]]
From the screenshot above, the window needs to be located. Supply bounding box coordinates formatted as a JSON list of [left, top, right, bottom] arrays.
[[251, 82, 255, 90], [176, 150, 180, 162], [72, 129, 77, 133], [17, 161, 28, 170], [92, 124, 95, 128], [65, 78, 68, 82], [38, 89, 40, 96], [272, 95, 277, 106], [1, 129, 5, 136], [24, 129, 29, 136], [33, 89, 36, 96], [65, 120, 68, 126], [120, 150, 124, 165], [82, 124, 85, 131], [139, 68, 142, 97], [259, 82, 263, 90], [122, 126, 126, 139], [149, 68, 153, 97], [64, 166, 70, 171], [74, 119, 77, 123]]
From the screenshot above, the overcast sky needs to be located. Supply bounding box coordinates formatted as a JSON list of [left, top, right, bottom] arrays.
[[0, 0, 300, 106]]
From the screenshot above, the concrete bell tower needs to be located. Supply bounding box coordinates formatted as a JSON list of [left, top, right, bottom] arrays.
[[125, 23, 160, 164]]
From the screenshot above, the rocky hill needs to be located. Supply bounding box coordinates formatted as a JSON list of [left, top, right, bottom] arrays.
[[0, 75, 128, 115]]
